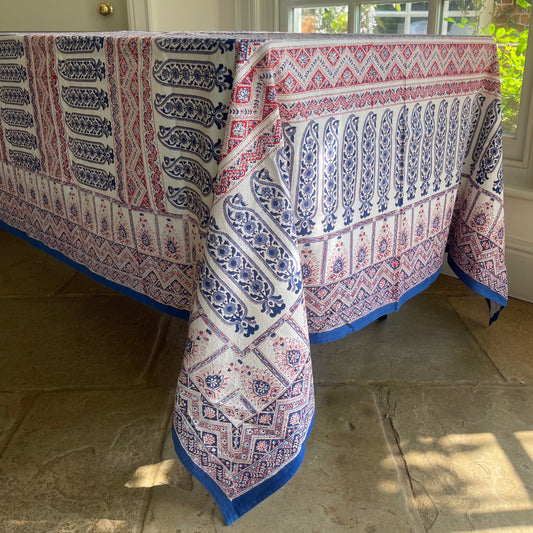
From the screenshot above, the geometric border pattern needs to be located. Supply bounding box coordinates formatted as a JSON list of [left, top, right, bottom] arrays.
[[0, 32, 507, 525]]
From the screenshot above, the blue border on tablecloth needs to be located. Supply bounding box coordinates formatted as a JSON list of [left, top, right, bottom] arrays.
[[309, 267, 442, 344], [446, 255, 507, 324], [3, 217, 508, 523], [446, 255, 507, 307], [0, 219, 190, 321], [172, 412, 315, 526], [308, 254, 507, 345]]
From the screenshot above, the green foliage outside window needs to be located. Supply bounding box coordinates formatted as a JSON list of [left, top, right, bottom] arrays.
[[445, 0, 531, 133], [301, 7, 348, 33], [490, 21, 528, 133]]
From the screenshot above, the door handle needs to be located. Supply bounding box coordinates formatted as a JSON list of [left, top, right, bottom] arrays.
[[97, 3, 114, 16]]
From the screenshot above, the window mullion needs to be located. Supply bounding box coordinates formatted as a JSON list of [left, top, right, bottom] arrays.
[[405, 2, 411, 34], [348, 0, 357, 32], [427, 0, 441, 34]]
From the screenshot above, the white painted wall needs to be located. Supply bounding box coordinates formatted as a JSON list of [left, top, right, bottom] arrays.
[[147, 0, 237, 31], [502, 190, 533, 302], [145, 0, 278, 32]]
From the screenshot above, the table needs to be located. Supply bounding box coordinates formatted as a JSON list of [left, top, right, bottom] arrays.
[[0, 31, 508, 524]]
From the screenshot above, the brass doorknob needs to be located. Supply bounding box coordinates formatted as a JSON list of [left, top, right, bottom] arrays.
[[97, 3, 113, 16]]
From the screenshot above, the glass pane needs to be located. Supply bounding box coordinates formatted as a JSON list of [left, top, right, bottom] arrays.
[[359, 3, 429, 35], [441, 0, 531, 134], [443, 18, 477, 35], [447, 0, 480, 11], [442, 0, 483, 35], [293, 6, 349, 33]]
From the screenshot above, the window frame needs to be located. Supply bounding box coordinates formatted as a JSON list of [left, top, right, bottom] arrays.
[[280, 0, 443, 34], [279, 0, 533, 187]]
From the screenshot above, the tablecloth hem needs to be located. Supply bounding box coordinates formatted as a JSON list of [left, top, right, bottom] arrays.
[[308, 267, 442, 344], [172, 413, 315, 526], [446, 255, 507, 308], [0, 218, 191, 321]]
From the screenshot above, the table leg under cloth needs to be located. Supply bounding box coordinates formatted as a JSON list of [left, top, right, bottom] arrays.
[[0, 33, 507, 524]]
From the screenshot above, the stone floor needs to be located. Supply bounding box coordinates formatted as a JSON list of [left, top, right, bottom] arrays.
[[1, 227, 533, 533]]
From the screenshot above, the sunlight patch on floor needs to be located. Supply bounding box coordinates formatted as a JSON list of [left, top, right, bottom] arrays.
[[405, 431, 533, 514], [125, 459, 180, 488]]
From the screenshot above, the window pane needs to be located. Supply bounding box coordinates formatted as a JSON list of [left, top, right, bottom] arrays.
[[293, 6, 349, 33], [442, 0, 482, 35], [442, 0, 531, 134], [447, 0, 479, 11], [359, 3, 429, 34], [443, 18, 477, 35]]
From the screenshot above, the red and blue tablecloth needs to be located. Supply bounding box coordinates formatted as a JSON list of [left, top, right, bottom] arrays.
[[0, 32, 507, 523]]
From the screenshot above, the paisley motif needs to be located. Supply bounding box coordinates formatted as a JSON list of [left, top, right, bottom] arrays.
[[0, 87, 30, 106], [322, 117, 339, 231], [476, 125, 503, 188], [406, 103, 422, 201], [0, 39, 24, 59], [166, 186, 211, 228], [154, 94, 228, 129], [433, 100, 447, 192], [5, 129, 37, 150], [252, 168, 294, 237], [225, 194, 302, 292], [359, 112, 376, 218], [198, 261, 259, 337], [58, 59, 106, 82], [469, 99, 500, 175], [295, 121, 318, 236], [61, 86, 109, 110], [444, 98, 459, 187], [55, 36, 104, 54], [276, 124, 296, 189], [377, 110, 393, 212], [464, 94, 485, 158], [394, 106, 409, 207], [9, 150, 41, 171], [457, 97, 473, 182], [72, 162, 116, 191], [155, 37, 235, 54], [153, 60, 233, 92], [162, 156, 213, 196], [0, 64, 27, 83], [207, 224, 286, 317], [158, 125, 222, 162], [65, 112, 112, 138], [342, 115, 359, 223], [68, 138, 114, 165], [0, 108, 33, 128], [420, 101, 435, 196]]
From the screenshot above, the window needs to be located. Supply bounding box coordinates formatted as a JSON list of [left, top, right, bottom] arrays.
[[292, 5, 349, 32], [281, 0, 533, 177], [358, 2, 431, 34]]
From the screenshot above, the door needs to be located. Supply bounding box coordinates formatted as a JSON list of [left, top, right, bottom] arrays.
[[0, 0, 129, 32]]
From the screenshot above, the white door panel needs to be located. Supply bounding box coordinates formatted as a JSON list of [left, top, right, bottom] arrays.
[[0, 0, 129, 32]]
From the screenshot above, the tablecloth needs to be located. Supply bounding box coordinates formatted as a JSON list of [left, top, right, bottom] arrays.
[[0, 31, 507, 524]]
